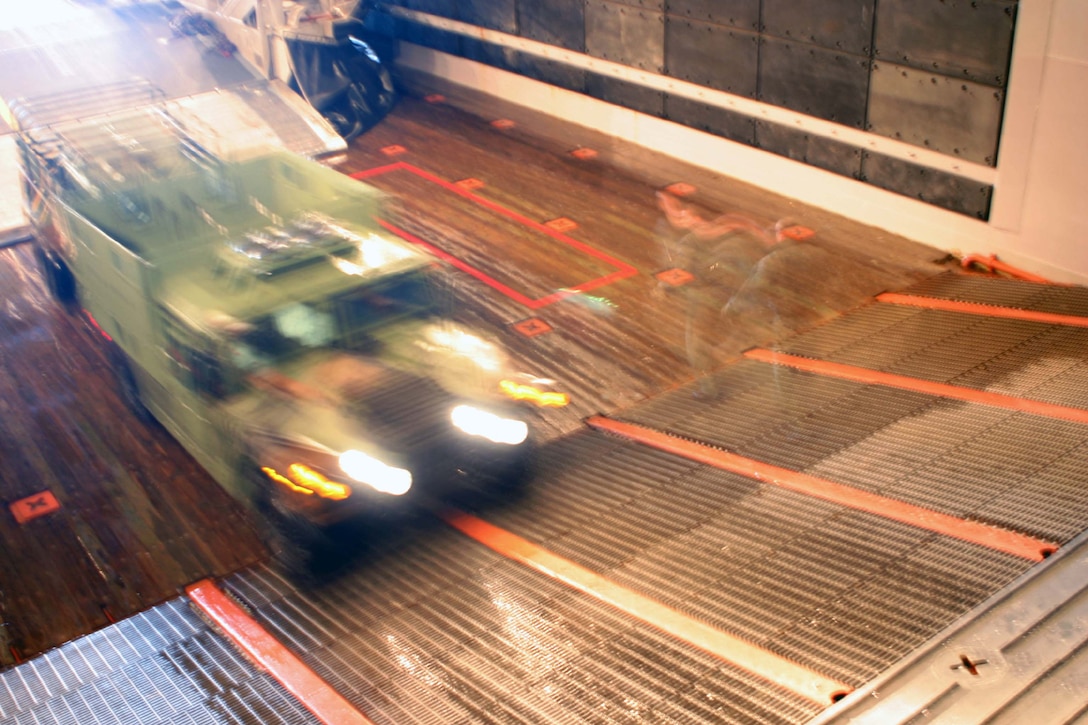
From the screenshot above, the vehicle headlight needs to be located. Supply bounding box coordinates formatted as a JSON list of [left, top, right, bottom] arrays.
[[338, 450, 412, 496], [450, 405, 529, 445]]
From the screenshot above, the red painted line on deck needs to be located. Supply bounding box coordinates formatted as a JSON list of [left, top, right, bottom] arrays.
[[745, 348, 1088, 426], [186, 580, 374, 725], [376, 219, 544, 307], [586, 416, 1057, 562], [877, 292, 1088, 328], [442, 510, 851, 705], [351, 162, 638, 308]]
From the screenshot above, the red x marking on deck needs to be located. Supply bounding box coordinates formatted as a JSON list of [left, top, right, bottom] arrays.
[[514, 317, 553, 337], [664, 182, 696, 197], [545, 217, 578, 232], [655, 268, 695, 286], [10, 491, 60, 524]]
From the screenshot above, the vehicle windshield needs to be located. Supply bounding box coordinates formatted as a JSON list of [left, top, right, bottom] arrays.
[[226, 272, 434, 372]]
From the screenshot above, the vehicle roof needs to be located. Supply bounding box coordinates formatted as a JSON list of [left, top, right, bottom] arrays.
[[12, 89, 434, 332]]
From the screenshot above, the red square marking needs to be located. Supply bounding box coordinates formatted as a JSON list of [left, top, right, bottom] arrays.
[[780, 225, 815, 241], [491, 119, 516, 129], [514, 318, 553, 337], [545, 217, 578, 232], [656, 268, 695, 286], [424, 94, 446, 103], [570, 147, 598, 160], [381, 145, 407, 156], [10, 491, 60, 524], [456, 178, 485, 190], [665, 182, 696, 197]]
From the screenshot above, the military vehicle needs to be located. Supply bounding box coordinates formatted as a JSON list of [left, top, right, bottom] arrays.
[[10, 85, 557, 572]]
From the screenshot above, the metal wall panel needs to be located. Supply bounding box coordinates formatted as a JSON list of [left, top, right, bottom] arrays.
[[586, 74, 666, 117], [874, 0, 1017, 87], [761, 0, 875, 55], [868, 61, 1003, 165], [665, 96, 757, 145], [394, 16, 462, 54], [394, 0, 458, 19], [518, 0, 586, 52], [664, 18, 759, 97], [461, 36, 519, 71], [517, 54, 588, 93], [585, 0, 666, 72], [755, 122, 863, 178], [758, 37, 870, 127], [862, 152, 993, 219], [601, 0, 665, 10], [458, 0, 516, 33], [664, 0, 759, 31]]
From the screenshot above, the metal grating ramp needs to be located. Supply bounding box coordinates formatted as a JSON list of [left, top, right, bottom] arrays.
[[813, 527, 1088, 724], [897, 270, 1088, 317], [0, 598, 321, 725], [770, 302, 1088, 410], [464, 431, 1032, 686], [622, 358, 1088, 542], [223, 507, 825, 724]]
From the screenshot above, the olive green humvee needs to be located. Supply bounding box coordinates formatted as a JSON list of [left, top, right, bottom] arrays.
[[10, 85, 548, 572]]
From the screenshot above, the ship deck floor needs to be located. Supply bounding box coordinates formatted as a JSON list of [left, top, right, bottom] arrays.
[[12, 13, 1088, 723]]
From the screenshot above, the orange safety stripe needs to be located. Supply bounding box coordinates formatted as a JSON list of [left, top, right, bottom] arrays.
[[960, 255, 1057, 284], [586, 416, 1057, 562], [442, 510, 851, 705], [877, 292, 1088, 328], [186, 580, 374, 725], [745, 348, 1088, 426]]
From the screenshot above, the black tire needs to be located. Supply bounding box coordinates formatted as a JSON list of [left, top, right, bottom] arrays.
[[34, 244, 78, 309], [254, 479, 338, 583], [109, 347, 153, 423]]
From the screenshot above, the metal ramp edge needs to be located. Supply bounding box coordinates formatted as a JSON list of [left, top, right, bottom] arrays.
[[809, 525, 1088, 724], [0, 595, 324, 725]]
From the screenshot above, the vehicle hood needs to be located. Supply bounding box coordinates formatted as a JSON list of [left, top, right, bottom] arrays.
[[221, 349, 509, 465]]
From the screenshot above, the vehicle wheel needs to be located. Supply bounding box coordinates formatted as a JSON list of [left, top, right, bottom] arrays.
[[323, 106, 362, 142], [109, 347, 153, 423], [34, 245, 78, 309], [255, 484, 338, 583]]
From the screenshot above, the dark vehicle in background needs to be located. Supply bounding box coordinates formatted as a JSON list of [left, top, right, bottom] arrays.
[[174, 0, 396, 140]]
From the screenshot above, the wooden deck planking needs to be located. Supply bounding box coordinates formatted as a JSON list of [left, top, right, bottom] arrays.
[[0, 246, 264, 665]]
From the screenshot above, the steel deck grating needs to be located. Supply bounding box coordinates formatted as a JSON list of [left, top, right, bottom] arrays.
[[0, 599, 321, 725], [471, 433, 1031, 686], [771, 303, 1088, 409], [623, 357, 1088, 536], [226, 425, 1038, 705], [898, 271, 1088, 316], [226, 546, 822, 724]]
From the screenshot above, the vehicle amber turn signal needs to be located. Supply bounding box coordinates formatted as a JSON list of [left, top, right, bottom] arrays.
[[262, 464, 351, 500], [499, 380, 570, 407]]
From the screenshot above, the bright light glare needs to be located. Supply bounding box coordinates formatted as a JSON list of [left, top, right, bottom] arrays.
[[451, 405, 529, 445], [339, 450, 412, 495], [426, 327, 502, 371], [0, 0, 95, 31]]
